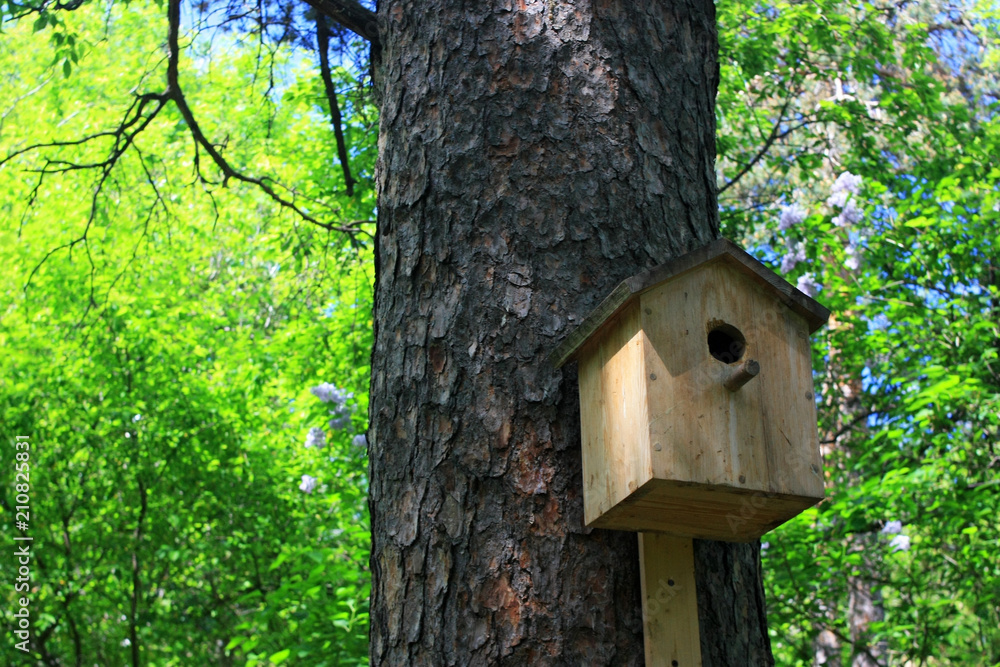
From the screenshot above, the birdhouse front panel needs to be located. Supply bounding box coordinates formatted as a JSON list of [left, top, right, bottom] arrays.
[[564, 239, 830, 542]]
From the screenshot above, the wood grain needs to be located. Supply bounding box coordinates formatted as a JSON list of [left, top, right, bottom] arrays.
[[639, 534, 703, 667], [575, 257, 825, 540], [578, 300, 652, 526], [592, 478, 821, 542]]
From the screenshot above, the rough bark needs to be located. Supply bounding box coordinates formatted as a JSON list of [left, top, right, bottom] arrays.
[[369, 0, 773, 664]]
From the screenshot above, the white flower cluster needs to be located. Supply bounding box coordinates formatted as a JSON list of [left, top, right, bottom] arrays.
[[304, 427, 326, 449], [881, 519, 910, 552], [299, 474, 318, 494], [311, 382, 353, 405], [773, 172, 867, 289], [882, 520, 902, 534], [827, 171, 863, 207], [298, 382, 369, 493], [775, 204, 818, 295], [834, 204, 863, 228], [312, 382, 354, 431], [796, 273, 819, 297], [845, 244, 861, 271]]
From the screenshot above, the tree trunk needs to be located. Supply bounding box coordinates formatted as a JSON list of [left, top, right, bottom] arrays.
[[369, 0, 774, 664]]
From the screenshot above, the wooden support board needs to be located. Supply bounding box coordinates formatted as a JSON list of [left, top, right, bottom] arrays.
[[638, 533, 702, 667]]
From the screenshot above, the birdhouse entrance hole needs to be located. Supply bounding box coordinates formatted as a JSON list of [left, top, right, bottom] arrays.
[[707, 322, 745, 364]]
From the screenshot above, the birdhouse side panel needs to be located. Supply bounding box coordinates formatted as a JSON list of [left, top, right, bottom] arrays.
[[748, 285, 826, 500], [577, 300, 652, 527]]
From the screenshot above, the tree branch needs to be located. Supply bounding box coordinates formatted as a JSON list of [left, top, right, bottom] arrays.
[[164, 0, 357, 234], [719, 98, 799, 195], [5, 0, 370, 301], [317, 15, 356, 196], [301, 0, 380, 50], [4, 0, 89, 21], [129, 476, 147, 667]]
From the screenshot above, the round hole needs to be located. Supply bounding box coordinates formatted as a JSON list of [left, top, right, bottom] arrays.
[[707, 323, 746, 364]]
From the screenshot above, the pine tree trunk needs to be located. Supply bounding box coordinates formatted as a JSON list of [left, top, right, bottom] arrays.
[[369, 0, 774, 663]]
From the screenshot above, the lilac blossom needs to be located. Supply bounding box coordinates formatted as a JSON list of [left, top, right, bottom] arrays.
[[833, 200, 863, 227], [304, 427, 326, 449], [352, 434, 368, 448], [796, 273, 819, 297], [299, 474, 318, 494], [329, 415, 351, 430], [889, 534, 911, 552], [311, 382, 353, 406], [311, 381, 354, 432], [827, 171, 863, 208], [881, 520, 903, 535], [778, 204, 808, 231], [780, 242, 807, 274], [844, 244, 861, 270], [881, 520, 910, 553]]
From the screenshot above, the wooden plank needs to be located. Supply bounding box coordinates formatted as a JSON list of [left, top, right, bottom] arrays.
[[591, 477, 822, 542], [639, 533, 703, 667], [750, 287, 826, 499], [578, 300, 652, 526], [549, 238, 830, 368], [641, 263, 770, 494]]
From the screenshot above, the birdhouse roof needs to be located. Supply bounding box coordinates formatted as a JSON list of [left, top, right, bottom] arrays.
[[550, 238, 831, 368]]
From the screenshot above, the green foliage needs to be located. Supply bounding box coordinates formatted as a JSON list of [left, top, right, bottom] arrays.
[[718, 0, 1000, 663], [0, 3, 375, 664], [2, 0, 998, 664]]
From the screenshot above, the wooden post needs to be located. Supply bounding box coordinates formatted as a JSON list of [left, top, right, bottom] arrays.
[[638, 533, 703, 667]]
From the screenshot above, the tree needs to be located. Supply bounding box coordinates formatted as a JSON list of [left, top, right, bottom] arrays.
[[7, 0, 778, 661], [366, 0, 772, 663], [9, 0, 998, 663], [711, 0, 1000, 662]]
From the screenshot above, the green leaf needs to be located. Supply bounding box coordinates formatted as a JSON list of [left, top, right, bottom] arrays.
[[269, 649, 291, 664]]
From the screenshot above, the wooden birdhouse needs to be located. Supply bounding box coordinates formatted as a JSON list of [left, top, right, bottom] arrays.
[[552, 238, 831, 542]]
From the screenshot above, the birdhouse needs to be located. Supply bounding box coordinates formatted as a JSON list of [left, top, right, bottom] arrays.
[[552, 238, 830, 542]]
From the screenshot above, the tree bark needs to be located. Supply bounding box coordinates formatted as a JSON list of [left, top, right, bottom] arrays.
[[369, 0, 773, 664]]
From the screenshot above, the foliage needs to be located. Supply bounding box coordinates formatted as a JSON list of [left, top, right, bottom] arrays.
[[717, 0, 1000, 663], [2, 0, 998, 664], [0, 3, 376, 664]]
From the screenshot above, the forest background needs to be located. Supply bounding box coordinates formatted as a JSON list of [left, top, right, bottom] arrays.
[[0, 0, 997, 664]]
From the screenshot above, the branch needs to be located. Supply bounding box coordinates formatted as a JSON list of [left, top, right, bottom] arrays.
[[820, 409, 881, 445], [165, 0, 356, 234], [16, 92, 167, 297], [301, 0, 380, 50], [719, 98, 800, 195], [5, 0, 367, 301], [1, 92, 166, 171], [317, 16, 356, 196], [129, 476, 148, 667], [4, 0, 89, 21]]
